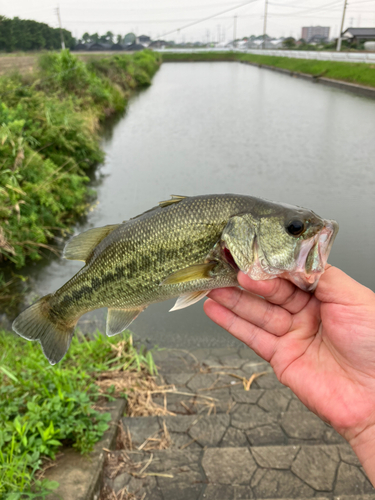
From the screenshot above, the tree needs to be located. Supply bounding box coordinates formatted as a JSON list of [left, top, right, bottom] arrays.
[[116, 34, 122, 44], [283, 37, 296, 49], [105, 31, 114, 43], [82, 32, 90, 43]]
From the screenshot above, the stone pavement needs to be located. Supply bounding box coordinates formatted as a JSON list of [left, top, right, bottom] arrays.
[[101, 347, 375, 500]]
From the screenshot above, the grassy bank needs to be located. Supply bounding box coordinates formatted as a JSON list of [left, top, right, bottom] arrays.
[[0, 49, 161, 304], [162, 51, 375, 88], [0, 329, 156, 498]]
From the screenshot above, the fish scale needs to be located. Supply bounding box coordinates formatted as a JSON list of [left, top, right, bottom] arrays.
[[12, 193, 338, 364]]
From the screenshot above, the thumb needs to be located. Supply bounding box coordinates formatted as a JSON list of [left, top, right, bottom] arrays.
[[315, 266, 374, 306]]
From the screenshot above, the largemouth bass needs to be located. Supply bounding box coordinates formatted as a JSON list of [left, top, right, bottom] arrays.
[[13, 194, 338, 364]]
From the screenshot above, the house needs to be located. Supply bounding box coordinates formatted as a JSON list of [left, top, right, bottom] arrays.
[[149, 40, 167, 49], [139, 35, 151, 46], [89, 42, 112, 51], [125, 42, 145, 51], [342, 27, 375, 43], [74, 42, 93, 51], [111, 43, 126, 51]]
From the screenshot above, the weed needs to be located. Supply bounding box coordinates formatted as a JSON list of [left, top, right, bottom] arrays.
[[0, 329, 156, 498]]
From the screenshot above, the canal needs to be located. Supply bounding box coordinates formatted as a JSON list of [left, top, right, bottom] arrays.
[[24, 61, 375, 349]]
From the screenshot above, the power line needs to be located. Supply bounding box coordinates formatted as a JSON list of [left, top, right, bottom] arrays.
[[159, 0, 260, 38]]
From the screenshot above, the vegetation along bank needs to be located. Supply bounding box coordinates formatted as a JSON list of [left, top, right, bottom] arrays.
[[0, 329, 156, 498], [162, 51, 375, 89], [0, 49, 161, 305]]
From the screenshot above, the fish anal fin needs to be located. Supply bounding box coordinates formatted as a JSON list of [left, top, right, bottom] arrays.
[[162, 262, 216, 285], [158, 195, 186, 208], [169, 290, 209, 312], [106, 307, 145, 337], [63, 224, 120, 262]]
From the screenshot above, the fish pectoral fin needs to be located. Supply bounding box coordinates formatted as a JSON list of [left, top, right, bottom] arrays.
[[63, 224, 120, 262], [161, 262, 217, 285], [170, 290, 209, 312], [158, 195, 187, 208], [106, 307, 145, 337]]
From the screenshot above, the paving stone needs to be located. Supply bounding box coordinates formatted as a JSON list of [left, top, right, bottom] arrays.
[[221, 427, 249, 447], [187, 373, 221, 392], [153, 393, 195, 415], [126, 475, 161, 499], [202, 484, 254, 499], [231, 404, 276, 431], [147, 449, 201, 472], [156, 356, 195, 374], [335, 462, 375, 495], [202, 447, 257, 484], [291, 445, 340, 491], [156, 467, 203, 500], [253, 372, 285, 389], [112, 472, 131, 491], [246, 424, 287, 446], [162, 372, 194, 386], [287, 396, 310, 412], [170, 432, 202, 450], [189, 414, 230, 447], [338, 444, 362, 467], [218, 355, 246, 369], [231, 389, 263, 404], [334, 496, 375, 500], [251, 468, 315, 497], [281, 411, 329, 440], [241, 361, 271, 378], [257, 389, 292, 413], [324, 426, 347, 444], [160, 415, 195, 433], [200, 358, 222, 369], [122, 416, 160, 445], [145, 449, 204, 500], [251, 445, 299, 469]]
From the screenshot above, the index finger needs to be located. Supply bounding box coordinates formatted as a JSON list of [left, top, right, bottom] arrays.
[[237, 272, 312, 314]]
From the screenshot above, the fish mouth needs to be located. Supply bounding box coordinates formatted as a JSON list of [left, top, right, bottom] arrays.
[[289, 219, 339, 292]]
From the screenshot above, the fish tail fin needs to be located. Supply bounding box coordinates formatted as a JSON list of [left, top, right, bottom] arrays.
[[12, 294, 76, 365]]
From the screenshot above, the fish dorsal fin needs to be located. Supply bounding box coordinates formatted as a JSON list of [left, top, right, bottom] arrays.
[[161, 262, 216, 285], [63, 224, 120, 262], [158, 195, 187, 208], [169, 290, 209, 312], [106, 307, 145, 337]]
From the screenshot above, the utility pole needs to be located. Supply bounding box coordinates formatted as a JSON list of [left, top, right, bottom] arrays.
[[233, 15, 237, 49], [56, 6, 65, 50], [336, 0, 347, 51], [262, 0, 268, 50]]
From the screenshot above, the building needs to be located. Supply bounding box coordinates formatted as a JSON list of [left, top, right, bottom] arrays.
[[301, 26, 330, 43], [342, 27, 375, 43], [138, 35, 151, 46]]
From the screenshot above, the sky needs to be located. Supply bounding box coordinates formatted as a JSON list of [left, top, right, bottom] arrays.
[[1, 0, 374, 42]]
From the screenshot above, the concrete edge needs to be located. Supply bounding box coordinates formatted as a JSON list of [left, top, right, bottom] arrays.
[[44, 398, 126, 500], [240, 60, 375, 100]]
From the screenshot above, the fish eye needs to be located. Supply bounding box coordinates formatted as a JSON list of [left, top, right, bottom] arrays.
[[286, 219, 305, 236]]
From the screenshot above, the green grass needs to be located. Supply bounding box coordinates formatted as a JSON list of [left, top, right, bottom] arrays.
[[0, 329, 156, 499], [162, 51, 375, 88]]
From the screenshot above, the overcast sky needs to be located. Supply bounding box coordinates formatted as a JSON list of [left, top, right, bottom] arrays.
[[2, 0, 374, 41]]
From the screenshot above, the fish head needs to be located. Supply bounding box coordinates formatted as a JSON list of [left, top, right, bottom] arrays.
[[247, 204, 339, 292]]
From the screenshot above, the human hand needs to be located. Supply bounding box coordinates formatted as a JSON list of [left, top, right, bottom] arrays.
[[204, 266, 375, 482]]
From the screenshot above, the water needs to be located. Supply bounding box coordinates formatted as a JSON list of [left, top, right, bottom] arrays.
[[22, 62, 375, 349]]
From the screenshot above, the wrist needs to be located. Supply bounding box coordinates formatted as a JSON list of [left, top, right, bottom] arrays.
[[349, 424, 375, 486]]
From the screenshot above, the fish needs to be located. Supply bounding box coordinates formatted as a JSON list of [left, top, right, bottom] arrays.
[[12, 194, 338, 365]]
